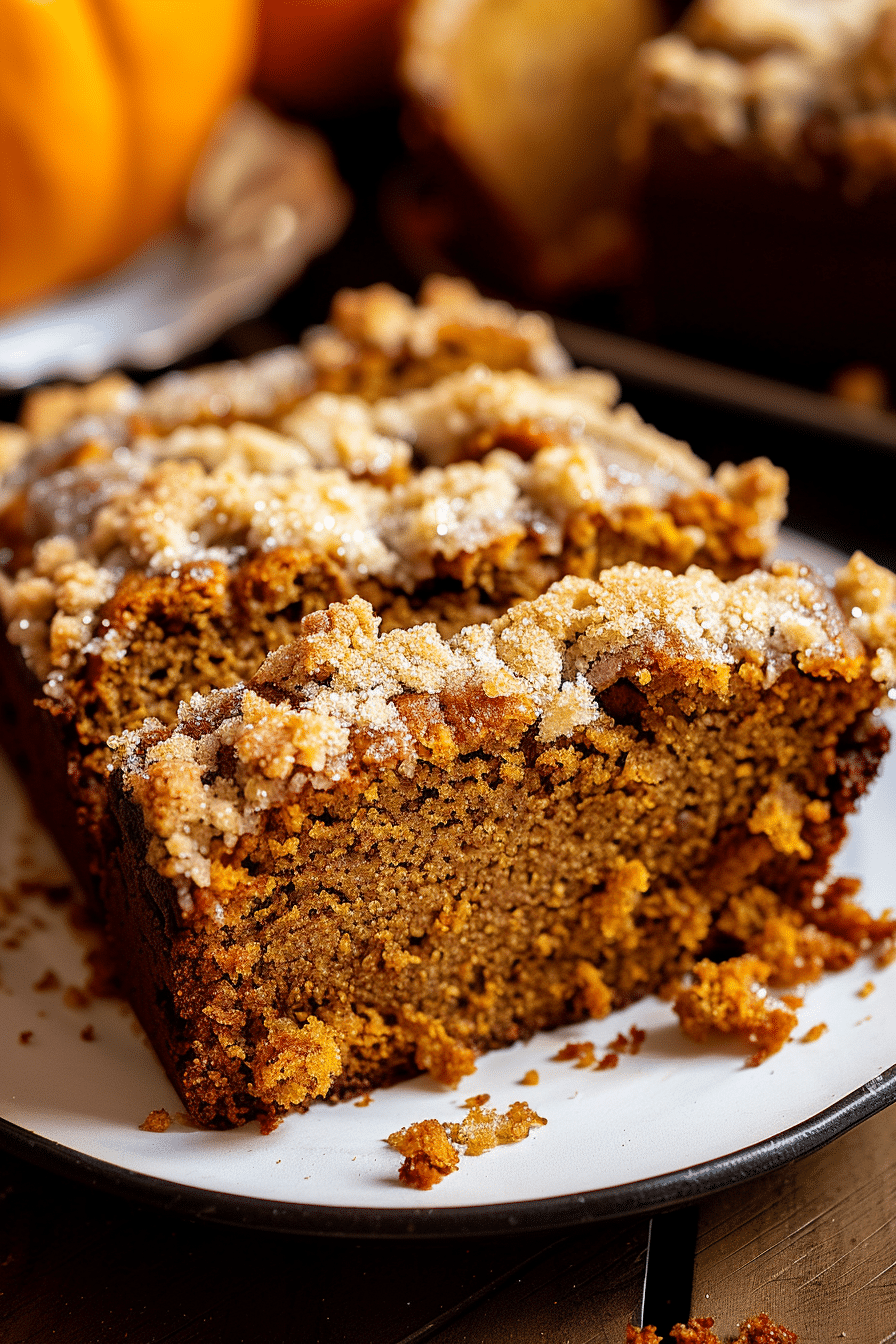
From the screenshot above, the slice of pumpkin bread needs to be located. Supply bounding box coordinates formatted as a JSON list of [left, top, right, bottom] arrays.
[[109, 553, 896, 1128], [0, 280, 785, 897]]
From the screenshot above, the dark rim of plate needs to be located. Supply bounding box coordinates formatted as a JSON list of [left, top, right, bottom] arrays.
[[2, 1064, 895, 1238]]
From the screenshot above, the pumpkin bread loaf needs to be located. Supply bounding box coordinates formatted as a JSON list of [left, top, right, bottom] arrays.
[[627, 0, 896, 373], [0, 278, 785, 898], [109, 556, 896, 1128]]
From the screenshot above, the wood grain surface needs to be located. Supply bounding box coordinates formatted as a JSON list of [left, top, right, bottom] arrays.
[[689, 1106, 896, 1343], [0, 1147, 647, 1344], [3, 1105, 895, 1343]]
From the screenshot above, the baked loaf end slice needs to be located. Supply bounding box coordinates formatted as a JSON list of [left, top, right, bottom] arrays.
[[109, 552, 896, 1129]]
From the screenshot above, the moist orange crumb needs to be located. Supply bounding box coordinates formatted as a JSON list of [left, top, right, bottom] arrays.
[[18, 1030, 32, 1044], [353, 1093, 373, 1107], [520, 1069, 540, 1085], [387, 1118, 460, 1190], [461, 1093, 491, 1108], [801, 1022, 828, 1043], [597, 1052, 620, 1070], [858, 980, 876, 998], [63, 985, 90, 1009], [627, 1328, 662, 1343], [80, 1024, 96, 1042], [779, 994, 804, 1010], [32, 969, 60, 992], [139, 1108, 172, 1133], [673, 956, 799, 1067]]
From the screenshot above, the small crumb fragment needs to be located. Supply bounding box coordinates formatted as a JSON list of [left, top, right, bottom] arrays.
[[387, 1118, 460, 1190], [734, 1313, 798, 1343], [875, 938, 896, 969], [596, 1052, 619, 1071], [18, 1030, 32, 1045], [140, 1108, 172, 1133], [354, 1093, 373, 1107], [446, 1100, 547, 1156], [520, 1069, 539, 1086], [33, 969, 60, 992], [780, 994, 804, 1010], [80, 1025, 95, 1042], [609, 1025, 647, 1055], [461, 1093, 491, 1107], [802, 1022, 828, 1043], [630, 1314, 797, 1344], [673, 956, 798, 1067], [553, 1041, 595, 1067], [858, 980, 875, 998], [669, 1320, 720, 1343], [387, 1101, 547, 1188], [64, 985, 90, 1010]]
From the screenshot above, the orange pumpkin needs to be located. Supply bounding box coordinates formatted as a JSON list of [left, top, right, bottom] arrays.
[[0, 0, 256, 315]]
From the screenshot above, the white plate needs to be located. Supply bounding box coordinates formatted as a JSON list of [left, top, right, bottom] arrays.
[[1, 532, 894, 1235]]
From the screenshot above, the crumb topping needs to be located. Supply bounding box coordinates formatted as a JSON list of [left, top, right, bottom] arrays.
[[0, 363, 778, 691], [48, 274, 569, 438], [630, 0, 896, 187], [307, 274, 570, 377], [113, 557, 893, 890]]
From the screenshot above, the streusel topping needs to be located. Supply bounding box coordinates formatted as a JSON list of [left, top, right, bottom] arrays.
[[630, 0, 896, 185], [43, 275, 570, 439], [1, 366, 782, 689], [114, 555, 895, 891]]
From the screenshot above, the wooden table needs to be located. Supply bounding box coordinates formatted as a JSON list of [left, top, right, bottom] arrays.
[[2, 1103, 894, 1343]]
